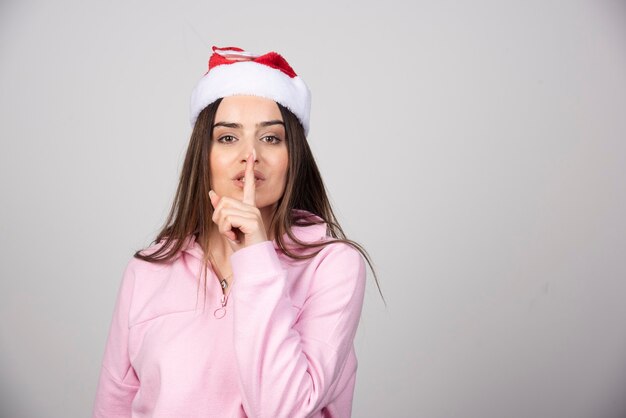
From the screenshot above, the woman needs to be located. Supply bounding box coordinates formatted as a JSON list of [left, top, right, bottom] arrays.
[[93, 46, 379, 418]]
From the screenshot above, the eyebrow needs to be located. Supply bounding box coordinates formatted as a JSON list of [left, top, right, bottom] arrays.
[[212, 120, 285, 129]]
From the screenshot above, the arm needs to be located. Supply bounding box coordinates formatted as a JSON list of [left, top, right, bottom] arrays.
[[230, 241, 366, 418], [92, 259, 140, 418]]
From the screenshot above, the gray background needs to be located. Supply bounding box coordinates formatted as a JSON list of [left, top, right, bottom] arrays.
[[1, 0, 625, 417]]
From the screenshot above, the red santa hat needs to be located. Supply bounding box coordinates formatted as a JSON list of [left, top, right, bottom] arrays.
[[190, 46, 312, 135]]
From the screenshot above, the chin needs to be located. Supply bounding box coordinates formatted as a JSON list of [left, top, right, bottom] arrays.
[[256, 198, 277, 209]]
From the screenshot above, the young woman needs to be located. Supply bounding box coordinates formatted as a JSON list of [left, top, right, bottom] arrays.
[[93, 46, 378, 418]]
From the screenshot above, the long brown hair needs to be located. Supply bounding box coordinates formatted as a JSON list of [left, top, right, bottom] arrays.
[[134, 98, 383, 304]]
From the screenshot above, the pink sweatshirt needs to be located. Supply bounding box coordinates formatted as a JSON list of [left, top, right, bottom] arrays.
[[92, 220, 366, 417]]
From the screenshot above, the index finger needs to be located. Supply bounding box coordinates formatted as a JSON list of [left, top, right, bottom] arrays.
[[242, 149, 256, 206]]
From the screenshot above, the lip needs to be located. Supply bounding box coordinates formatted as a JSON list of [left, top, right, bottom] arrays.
[[232, 178, 264, 189], [232, 169, 266, 188], [231, 170, 266, 181]]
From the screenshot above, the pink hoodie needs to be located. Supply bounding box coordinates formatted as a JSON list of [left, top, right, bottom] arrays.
[[92, 219, 366, 417]]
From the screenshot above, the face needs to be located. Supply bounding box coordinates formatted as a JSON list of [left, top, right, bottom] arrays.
[[209, 95, 288, 211]]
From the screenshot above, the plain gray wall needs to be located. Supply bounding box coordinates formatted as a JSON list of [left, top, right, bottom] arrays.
[[1, 0, 625, 417]]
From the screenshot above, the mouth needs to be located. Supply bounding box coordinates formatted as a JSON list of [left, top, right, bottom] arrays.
[[232, 170, 265, 188], [232, 170, 265, 181], [234, 175, 262, 182], [233, 177, 263, 188]]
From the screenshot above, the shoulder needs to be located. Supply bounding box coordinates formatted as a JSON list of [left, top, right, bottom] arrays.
[[129, 235, 195, 272], [315, 241, 366, 275], [281, 209, 365, 267], [286, 209, 328, 244], [296, 239, 366, 305], [300, 242, 366, 313]]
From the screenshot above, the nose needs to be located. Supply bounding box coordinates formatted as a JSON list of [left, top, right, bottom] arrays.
[[240, 141, 258, 164]]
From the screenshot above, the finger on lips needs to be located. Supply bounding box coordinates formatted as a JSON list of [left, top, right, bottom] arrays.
[[208, 149, 260, 246], [242, 150, 256, 206]]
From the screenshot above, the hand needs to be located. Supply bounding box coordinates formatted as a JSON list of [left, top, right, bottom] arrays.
[[209, 150, 268, 252]]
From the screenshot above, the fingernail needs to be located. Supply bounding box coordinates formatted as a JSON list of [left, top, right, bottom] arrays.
[[252, 148, 256, 160]]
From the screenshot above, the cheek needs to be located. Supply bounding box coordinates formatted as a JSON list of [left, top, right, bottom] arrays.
[[209, 152, 231, 186], [209, 158, 242, 201]]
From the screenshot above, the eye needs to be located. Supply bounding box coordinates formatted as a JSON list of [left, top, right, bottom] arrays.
[[261, 135, 282, 145], [217, 135, 237, 144]]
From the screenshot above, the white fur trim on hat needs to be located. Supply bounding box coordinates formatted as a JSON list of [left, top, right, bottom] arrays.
[[190, 56, 311, 135]]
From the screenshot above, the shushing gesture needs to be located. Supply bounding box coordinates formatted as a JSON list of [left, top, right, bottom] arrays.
[[209, 149, 268, 252]]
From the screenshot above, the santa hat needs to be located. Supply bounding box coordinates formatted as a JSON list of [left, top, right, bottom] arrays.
[[190, 46, 311, 135]]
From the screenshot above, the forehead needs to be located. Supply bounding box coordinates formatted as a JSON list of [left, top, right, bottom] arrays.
[[214, 95, 283, 123]]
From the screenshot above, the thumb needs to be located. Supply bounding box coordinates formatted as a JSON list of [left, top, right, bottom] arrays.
[[209, 190, 220, 208]]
